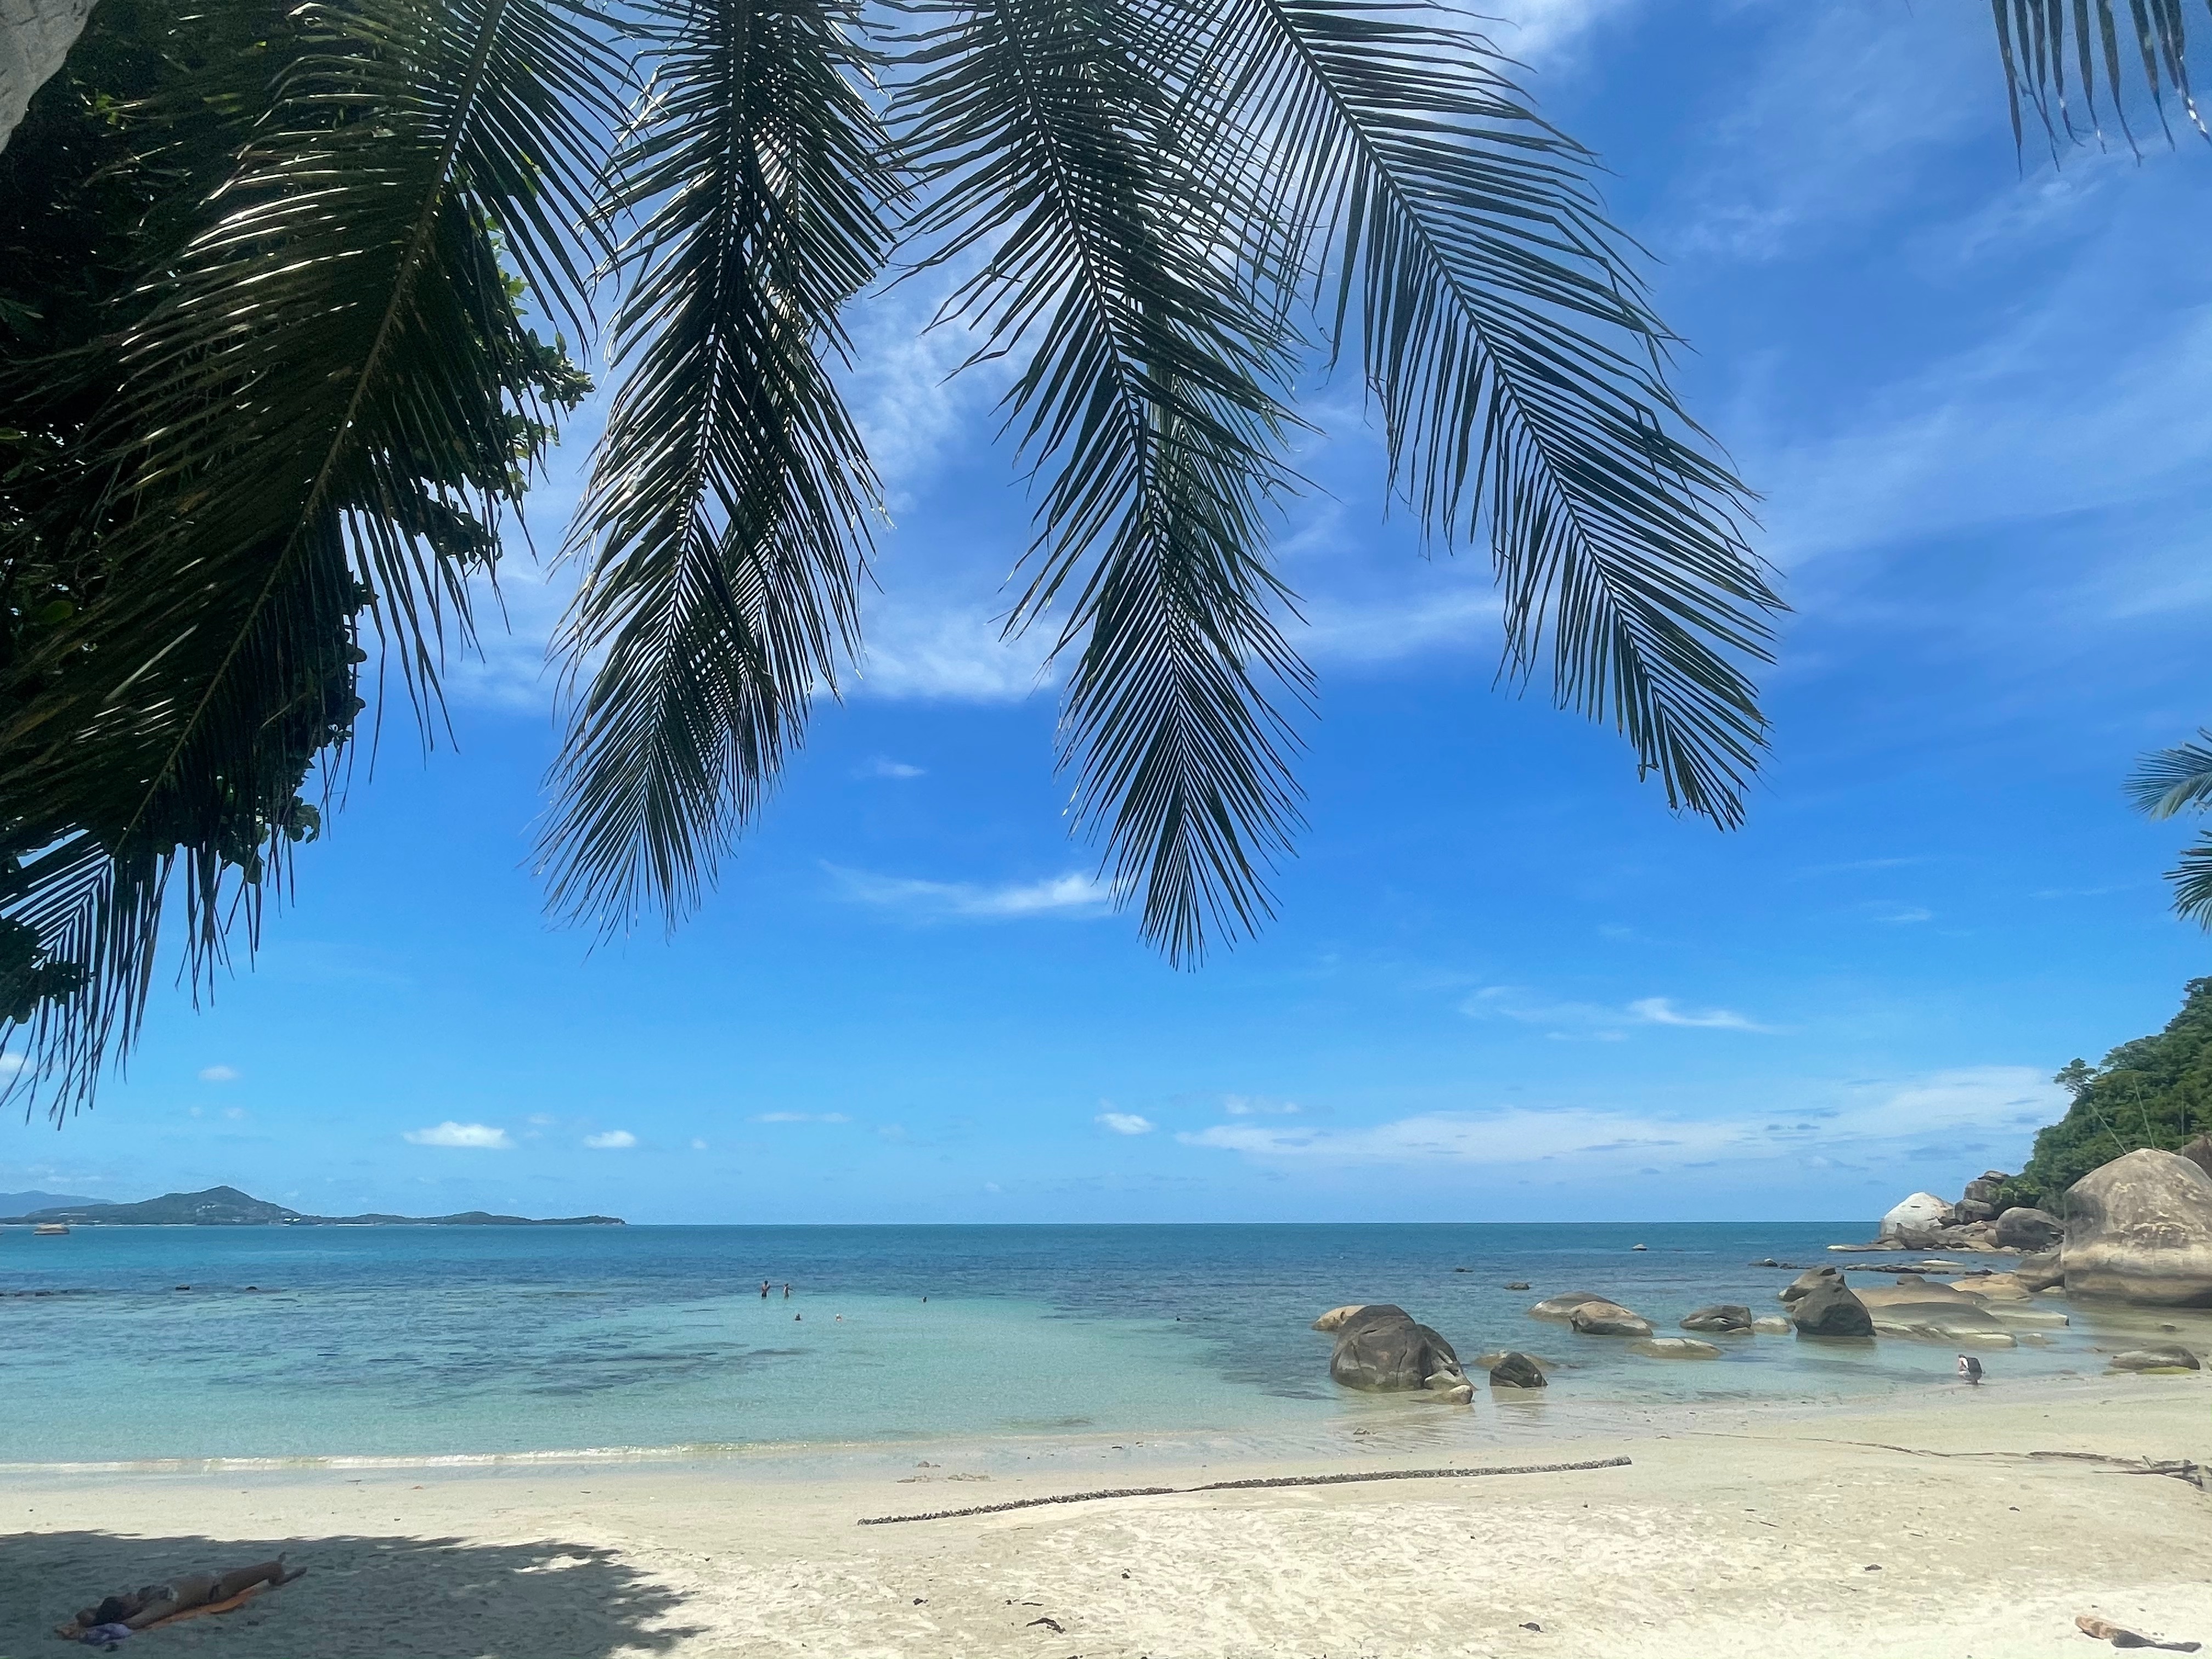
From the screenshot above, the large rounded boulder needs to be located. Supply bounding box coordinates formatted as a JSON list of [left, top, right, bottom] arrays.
[[1993, 1207, 2064, 1253], [1790, 1278, 1874, 1338], [1568, 1300, 1653, 1337], [1327, 1304, 1467, 1391], [1487, 1351, 1547, 1389], [1866, 1301, 2017, 1346], [1779, 1266, 1841, 1304], [1878, 1192, 1955, 1243], [1527, 1291, 1612, 1321], [2059, 1149, 2212, 1307]]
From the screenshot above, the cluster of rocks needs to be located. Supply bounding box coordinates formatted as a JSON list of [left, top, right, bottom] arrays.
[[1860, 1181, 2065, 1255], [1866, 1148, 2212, 1308]]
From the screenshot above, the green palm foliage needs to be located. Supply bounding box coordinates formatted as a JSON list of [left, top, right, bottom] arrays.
[[2126, 731, 2212, 925], [3, 0, 1782, 1117], [1990, 0, 2211, 162]]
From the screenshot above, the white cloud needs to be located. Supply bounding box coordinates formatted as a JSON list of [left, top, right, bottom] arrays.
[[851, 601, 1051, 703], [750, 1111, 852, 1124], [1464, 986, 1774, 1037], [1866, 905, 1933, 926], [223, 1106, 248, 1121], [403, 1121, 514, 1150], [690, 1138, 709, 1151], [0, 1052, 21, 1076], [1223, 1096, 1301, 1116], [1624, 997, 1773, 1032], [583, 1130, 637, 1149], [198, 1065, 239, 1083], [863, 757, 927, 780], [1181, 1066, 2064, 1174], [1096, 1112, 1156, 1136], [826, 865, 1110, 921]]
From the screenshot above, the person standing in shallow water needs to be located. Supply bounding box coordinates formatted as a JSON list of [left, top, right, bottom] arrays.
[[759, 1280, 770, 1299], [783, 1283, 791, 1299]]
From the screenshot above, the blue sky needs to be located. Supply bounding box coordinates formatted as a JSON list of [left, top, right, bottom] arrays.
[[8, 0, 2211, 1223]]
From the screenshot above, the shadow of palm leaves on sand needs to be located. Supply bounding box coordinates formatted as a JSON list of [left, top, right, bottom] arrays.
[[1, 1530, 706, 1658]]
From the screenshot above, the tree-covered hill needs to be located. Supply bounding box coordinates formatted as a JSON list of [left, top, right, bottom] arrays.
[[2007, 978, 2212, 1211]]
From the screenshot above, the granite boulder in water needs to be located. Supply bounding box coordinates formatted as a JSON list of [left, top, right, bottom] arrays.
[[1327, 1304, 1467, 1391], [1790, 1278, 1873, 1338], [1680, 1304, 1752, 1333], [1487, 1351, 1547, 1388], [1567, 1300, 1652, 1337], [2061, 1149, 2212, 1307]]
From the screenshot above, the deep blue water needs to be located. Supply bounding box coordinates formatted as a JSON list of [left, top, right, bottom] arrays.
[[0, 1221, 2151, 1465]]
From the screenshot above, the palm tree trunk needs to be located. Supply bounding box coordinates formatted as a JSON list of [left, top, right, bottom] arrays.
[[1, 0, 98, 152]]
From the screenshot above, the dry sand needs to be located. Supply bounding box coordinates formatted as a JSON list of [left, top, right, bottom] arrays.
[[2, 1374, 2205, 1658]]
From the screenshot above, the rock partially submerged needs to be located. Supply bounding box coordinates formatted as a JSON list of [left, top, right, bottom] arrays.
[[1487, 1351, 1547, 1388], [1779, 1266, 1842, 1304], [1527, 1291, 1612, 1321], [1325, 1305, 1470, 1395], [1680, 1304, 1752, 1333], [2061, 1149, 2212, 1307], [1567, 1300, 1653, 1337], [1750, 1316, 1792, 1333], [1867, 1301, 2018, 1346], [2109, 1345, 2202, 1373], [1790, 1278, 1874, 1338], [1629, 1337, 1722, 1359]]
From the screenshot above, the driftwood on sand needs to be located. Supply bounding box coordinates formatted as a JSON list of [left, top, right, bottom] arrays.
[[857, 1455, 1633, 1525]]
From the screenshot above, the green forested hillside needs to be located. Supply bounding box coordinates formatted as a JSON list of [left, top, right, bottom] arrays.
[[2008, 978, 2212, 1210]]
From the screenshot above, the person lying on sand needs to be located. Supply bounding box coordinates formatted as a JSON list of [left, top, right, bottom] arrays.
[[69, 1556, 306, 1633]]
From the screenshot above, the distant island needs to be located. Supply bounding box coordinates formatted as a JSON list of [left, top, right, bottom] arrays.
[[0, 1185, 623, 1227]]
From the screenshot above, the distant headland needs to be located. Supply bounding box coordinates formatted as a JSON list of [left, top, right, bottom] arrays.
[[0, 1185, 623, 1227]]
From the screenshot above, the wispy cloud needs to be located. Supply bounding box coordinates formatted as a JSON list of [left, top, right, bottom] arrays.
[[583, 1130, 637, 1149], [1625, 997, 1773, 1032], [751, 1111, 852, 1124], [403, 1121, 514, 1150], [1464, 986, 1775, 1037], [826, 864, 1110, 921], [1223, 1096, 1301, 1116], [1180, 1066, 2063, 1173], [197, 1064, 239, 1083], [1096, 1111, 1155, 1136], [1864, 904, 1932, 926], [862, 757, 927, 780]]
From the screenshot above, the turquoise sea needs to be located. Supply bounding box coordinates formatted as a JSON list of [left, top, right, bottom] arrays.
[[0, 1222, 2178, 1468]]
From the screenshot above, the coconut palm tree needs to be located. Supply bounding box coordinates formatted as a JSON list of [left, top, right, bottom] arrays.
[[10, 0, 1795, 1117]]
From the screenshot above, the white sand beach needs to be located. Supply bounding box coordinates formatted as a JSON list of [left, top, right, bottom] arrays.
[[3, 1374, 2205, 1659]]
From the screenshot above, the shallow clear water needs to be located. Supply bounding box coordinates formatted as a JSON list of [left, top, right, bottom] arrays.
[[0, 1222, 2192, 1465]]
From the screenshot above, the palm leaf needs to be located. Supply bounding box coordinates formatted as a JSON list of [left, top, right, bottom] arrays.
[[2125, 729, 2212, 819], [891, 0, 1307, 962], [1990, 0, 2212, 161], [540, 0, 899, 934], [1169, 0, 1778, 826], [1, 0, 614, 1117]]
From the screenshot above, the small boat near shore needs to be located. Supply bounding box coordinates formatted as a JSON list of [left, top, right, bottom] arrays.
[[32, 1222, 69, 1236]]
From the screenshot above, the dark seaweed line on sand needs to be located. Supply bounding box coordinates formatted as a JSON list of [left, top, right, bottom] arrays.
[[856, 1455, 1633, 1525]]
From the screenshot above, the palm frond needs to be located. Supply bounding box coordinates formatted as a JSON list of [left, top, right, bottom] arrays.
[[1170, 0, 1777, 827], [0, 0, 613, 1117], [892, 0, 1307, 962], [2126, 729, 2212, 819], [2168, 831, 2212, 927], [1990, 0, 2211, 162], [541, 0, 898, 934]]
